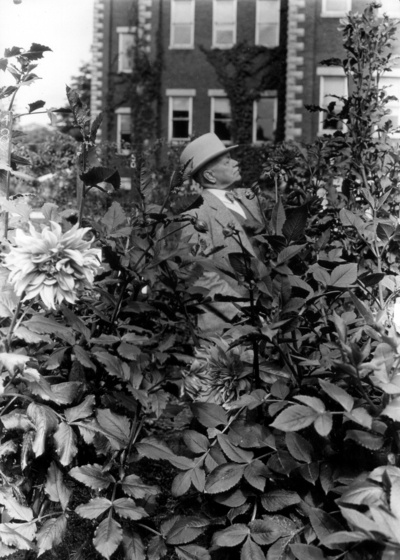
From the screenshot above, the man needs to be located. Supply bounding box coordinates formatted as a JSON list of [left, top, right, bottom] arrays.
[[180, 133, 265, 333]]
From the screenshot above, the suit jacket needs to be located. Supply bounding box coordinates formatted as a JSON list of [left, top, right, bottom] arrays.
[[184, 189, 265, 330]]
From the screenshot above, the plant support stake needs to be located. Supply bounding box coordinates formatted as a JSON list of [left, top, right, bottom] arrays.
[[0, 111, 13, 240]]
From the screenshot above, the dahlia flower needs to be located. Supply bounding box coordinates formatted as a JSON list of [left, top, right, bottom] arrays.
[[183, 338, 253, 405], [3, 222, 101, 309]]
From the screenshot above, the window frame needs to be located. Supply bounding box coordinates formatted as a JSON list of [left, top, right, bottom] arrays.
[[321, 0, 351, 18], [212, 0, 237, 49], [255, 0, 280, 48], [252, 91, 278, 144], [209, 90, 233, 144], [166, 89, 195, 143], [117, 27, 135, 73], [317, 67, 348, 135], [116, 108, 131, 154], [170, 0, 195, 49]]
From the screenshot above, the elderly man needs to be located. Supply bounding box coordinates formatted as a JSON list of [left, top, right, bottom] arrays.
[[180, 133, 265, 333]]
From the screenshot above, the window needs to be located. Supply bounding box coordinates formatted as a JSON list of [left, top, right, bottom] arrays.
[[210, 95, 232, 142], [379, 76, 400, 134], [117, 28, 135, 73], [170, 0, 195, 48], [253, 92, 277, 143], [321, 0, 351, 17], [213, 0, 237, 48], [116, 109, 131, 153], [318, 70, 347, 134], [256, 0, 280, 47], [378, 0, 400, 17]]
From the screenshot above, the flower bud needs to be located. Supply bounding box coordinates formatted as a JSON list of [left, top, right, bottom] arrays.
[[193, 220, 208, 233]]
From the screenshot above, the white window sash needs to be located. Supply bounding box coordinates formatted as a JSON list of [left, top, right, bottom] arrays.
[[117, 30, 135, 73], [212, 0, 237, 48], [318, 74, 348, 135], [210, 96, 232, 144], [252, 92, 278, 143], [170, 0, 195, 49], [255, 0, 280, 47], [116, 109, 131, 153], [321, 0, 351, 18], [168, 96, 193, 141]]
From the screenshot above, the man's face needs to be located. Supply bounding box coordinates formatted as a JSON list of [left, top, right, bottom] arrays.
[[207, 153, 241, 189]]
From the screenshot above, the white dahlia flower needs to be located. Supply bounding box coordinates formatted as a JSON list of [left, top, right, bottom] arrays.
[[3, 222, 101, 309]]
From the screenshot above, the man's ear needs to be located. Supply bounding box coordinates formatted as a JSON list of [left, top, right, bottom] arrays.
[[203, 169, 216, 184]]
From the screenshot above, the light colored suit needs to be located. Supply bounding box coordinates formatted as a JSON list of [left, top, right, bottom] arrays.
[[184, 189, 265, 333]]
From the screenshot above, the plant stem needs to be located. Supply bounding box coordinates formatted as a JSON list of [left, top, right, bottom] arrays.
[[136, 523, 162, 537], [5, 294, 23, 352]]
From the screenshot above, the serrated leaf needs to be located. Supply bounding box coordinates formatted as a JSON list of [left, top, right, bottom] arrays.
[[243, 459, 269, 491], [212, 524, 249, 547], [54, 422, 78, 466], [24, 43, 52, 61], [1, 412, 33, 431], [65, 395, 95, 424], [285, 433, 313, 463], [298, 461, 319, 484], [93, 516, 123, 560], [164, 517, 208, 545], [37, 514, 67, 556], [241, 536, 264, 560], [0, 522, 36, 551], [101, 201, 126, 234], [270, 405, 318, 432], [249, 519, 283, 545], [282, 205, 308, 243], [24, 315, 75, 345], [69, 464, 115, 490], [205, 463, 245, 493], [28, 100, 45, 113], [147, 535, 167, 560], [73, 345, 95, 370], [381, 397, 400, 421], [217, 434, 254, 463], [0, 352, 29, 373], [330, 263, 357, 287], [313, 413, 333, 436], [261, 490, 301, 512], [271, 197, 286, 236], [309, 507, 344, 542], [113, 498, 148, 520], [183, 430, 209, 454], [320, 531, 367, 547], [176, 544, 211, 560], [75, 498, 112, 519], [97, 408, 130, 446], [268, 450, 299, 476], [120, 474, 159, 499], [45, 462, 71, 511], [319, 380, 354, 412], [345, 429, 384, 450], [0, 441, 17, 459], [294, 396, 325, 412], [191, 467, 206, 492], [51, 382, 81, 405], [122, 529, 145, 560], [191, 402, 228, 428], [172, 470, 192, 497], [136, 437, 194, 470], [0, 493, 33, 522], [27, 403, 59, 457], [290, 543, 327, 560]]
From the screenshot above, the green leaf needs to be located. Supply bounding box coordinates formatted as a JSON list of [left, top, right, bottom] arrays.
[[271, 197, 286, 236], [212, 524, 249, 547], [248, 519, 283, 544], [214, 488, 247, 507], [101, 201, 126, 234], [75, 498, 112, 519], [24, 43, 52, 60], [147, 535, 167, 560], [136, 437, 194, 470], [24, 315, 75, 345], [176, 544, 211, 560], [282, 205, 308, 243], [0, 493, 33, 522], [205, 463, 245, 493], [320, 531, 367, 547], [290, 544, 327, 560], [0, 522, 36, 551], [60, 306, 91, 341], [0, 441, 17, 459], [268, 450, 299, 476], [122, 529, 145, 560], [172, 471, 192, 497], [0, 412, 33, 431], [217, 434, 254, 463], [90, 111, 103, 143], [285, 432, 313, 463], [54, 422, 78, 466], [27, 403, 59, 457], [191, 402, 228, 428], [93, 351, 129, 380], [0, 352, 29, 373], [319, 380, 354, 412], [183, 430, 209, 454], [51, 382, 81, 405], [229, 253, 252, 276], [277, 244, 306, 265], [163, 517, 208, 545], [332, 311, 347, 342], [69, 464, 115, 490], [270, 405, 318, 432], [309, 507, 344, 542], [381, 397, 400, 421], [45, 462, 71, 511], [36, 514, 67, 556], [243, 460, 270, 491], [28, 100, 45, 113], [191, 467, 206, 492], [294, 396, 325, 412], [120, 474, 159, 499], [261, 490, 301, 512], [241, 536, 264, 560], [345, 430, 384, 450], [113, 498, 148, 520], [329, 263, 357, 287], [65, 395, 95, 424], [96, 408, 130, 446], [93, 516, 123, 560], [313, 413, 333, 436]]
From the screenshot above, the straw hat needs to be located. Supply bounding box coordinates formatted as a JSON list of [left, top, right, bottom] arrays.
[[180, 133, 238, 176]]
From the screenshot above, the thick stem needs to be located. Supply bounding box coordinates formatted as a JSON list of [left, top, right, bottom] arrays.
[[5, 294, 23, 352]]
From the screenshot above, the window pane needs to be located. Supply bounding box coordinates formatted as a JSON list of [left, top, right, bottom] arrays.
[[120, 34, 134, 71], [258, 24, 279, 47], [215, 28, 234, 45], [324, 0, 348, 11], [214, 98, 230, 118], [120, 115, 131, 134], [174, 0, 193, 22], [258, 0, 280, 23], [214, 121, 231, 141], [256, 97, 276, 141], [173, 120, 189, 138], [172, 97, 190, 111], [379, 0, 400, 14], [214, 0, 235, 22], [321, 77, 346, 130], [172, 24, 192, 45]]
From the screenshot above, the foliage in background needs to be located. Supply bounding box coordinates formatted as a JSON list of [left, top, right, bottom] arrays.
[[1, 5, 400, 560]]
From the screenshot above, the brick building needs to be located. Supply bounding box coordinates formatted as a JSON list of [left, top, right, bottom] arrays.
[[90, 0, 400, 185]]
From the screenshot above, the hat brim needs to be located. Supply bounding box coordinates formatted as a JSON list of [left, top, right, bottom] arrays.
[[189, 144, 239, 176]]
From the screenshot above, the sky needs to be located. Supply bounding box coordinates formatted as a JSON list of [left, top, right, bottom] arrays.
[[0, 0, 94, 127]]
